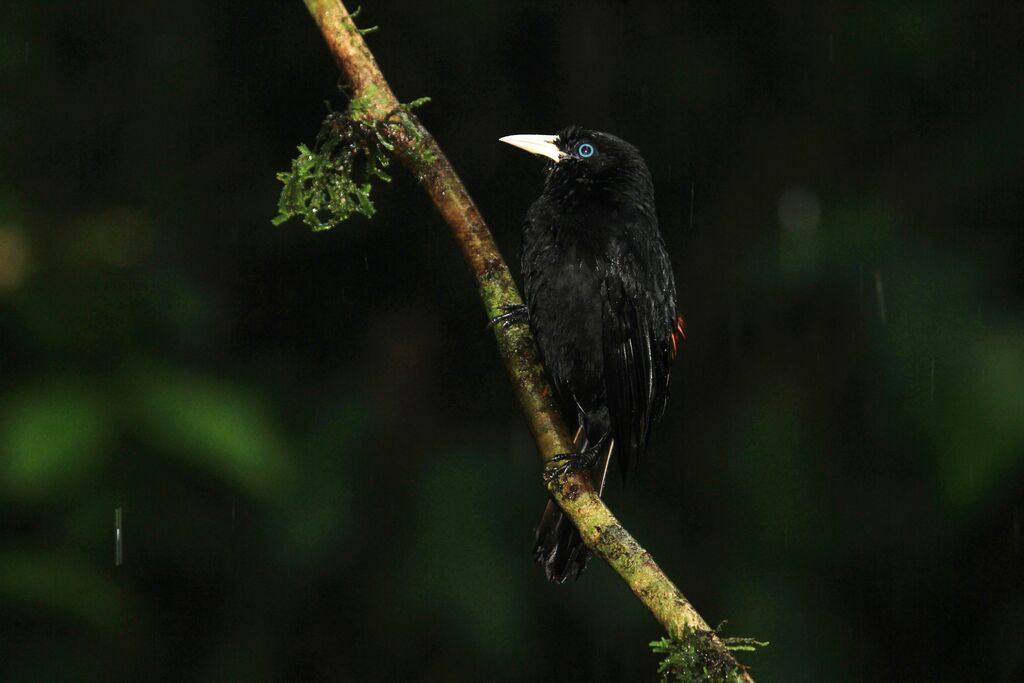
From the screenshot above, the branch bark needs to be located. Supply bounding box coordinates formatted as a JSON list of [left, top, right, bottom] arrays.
[[299, 2, 752, 679]]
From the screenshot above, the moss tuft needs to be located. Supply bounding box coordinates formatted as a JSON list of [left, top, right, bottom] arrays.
[[650, 624, 767, 683], [272, 96, 430, 232]]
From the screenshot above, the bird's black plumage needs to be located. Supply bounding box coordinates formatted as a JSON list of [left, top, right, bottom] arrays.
[[502, 126, 679, 582]]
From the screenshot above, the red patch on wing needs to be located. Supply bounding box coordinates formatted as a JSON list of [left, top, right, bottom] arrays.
[[670, 314, 687, 360]]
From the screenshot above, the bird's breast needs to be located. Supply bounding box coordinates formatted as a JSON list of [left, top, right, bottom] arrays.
[[525, 244, 606, 405]]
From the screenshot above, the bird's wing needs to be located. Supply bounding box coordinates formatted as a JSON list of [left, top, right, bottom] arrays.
[[600, 244, 672, 478]]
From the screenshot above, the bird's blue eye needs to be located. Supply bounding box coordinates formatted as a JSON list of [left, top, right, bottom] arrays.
[[577, 142, 595, 158]]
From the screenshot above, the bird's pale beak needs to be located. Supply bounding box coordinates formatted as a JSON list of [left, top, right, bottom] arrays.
[[498, 134, 565, 162]]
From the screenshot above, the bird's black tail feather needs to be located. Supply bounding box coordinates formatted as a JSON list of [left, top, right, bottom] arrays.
[[533, 429, 614, 583]]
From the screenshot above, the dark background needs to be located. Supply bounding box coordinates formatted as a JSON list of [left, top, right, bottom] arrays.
[[2, 1, 1023, 681]]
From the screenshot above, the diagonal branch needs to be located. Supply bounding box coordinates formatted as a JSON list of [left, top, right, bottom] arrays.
[[299, 2, 753, 679]]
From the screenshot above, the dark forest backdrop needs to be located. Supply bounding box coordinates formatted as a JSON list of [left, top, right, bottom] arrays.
[[2, 1, 1023, 681]]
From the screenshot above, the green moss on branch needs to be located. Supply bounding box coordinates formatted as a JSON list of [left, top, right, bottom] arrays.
[[272, 97, 430, 232], [651, 627, 768, 683]]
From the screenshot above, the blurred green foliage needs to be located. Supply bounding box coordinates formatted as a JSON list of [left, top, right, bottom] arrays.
[[130, 365, 292, 499], [1, 383, 108, 501], [1, 1, 1022, 681]]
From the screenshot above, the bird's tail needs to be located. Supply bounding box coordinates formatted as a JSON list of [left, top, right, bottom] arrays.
[[533, 427, 614, 583]]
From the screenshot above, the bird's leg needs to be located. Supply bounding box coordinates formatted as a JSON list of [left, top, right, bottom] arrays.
[[487, 303, 529, 330], [544, 434, 608, 483]]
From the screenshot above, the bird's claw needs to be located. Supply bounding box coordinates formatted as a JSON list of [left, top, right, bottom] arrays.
[[487, 303, 529, 330], [543, 443, 602, 483]]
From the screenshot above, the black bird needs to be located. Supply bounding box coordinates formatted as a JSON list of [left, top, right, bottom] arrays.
[[498, 126, 682, 582]]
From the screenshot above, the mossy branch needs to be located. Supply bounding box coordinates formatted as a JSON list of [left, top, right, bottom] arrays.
[[290, 2, 757, 680]]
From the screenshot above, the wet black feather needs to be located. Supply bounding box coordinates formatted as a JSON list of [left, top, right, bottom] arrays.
[[519, 127, 677, 582]]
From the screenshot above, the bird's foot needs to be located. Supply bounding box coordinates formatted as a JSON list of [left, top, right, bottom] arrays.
[[487, 303, 529, 330], [543, 438, 605, 483]]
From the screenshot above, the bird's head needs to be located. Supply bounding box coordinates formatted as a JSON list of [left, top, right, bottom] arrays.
[[499, 126, 651, 199]]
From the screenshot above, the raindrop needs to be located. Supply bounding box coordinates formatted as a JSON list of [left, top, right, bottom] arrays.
[[114, 507, 123, 566]]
